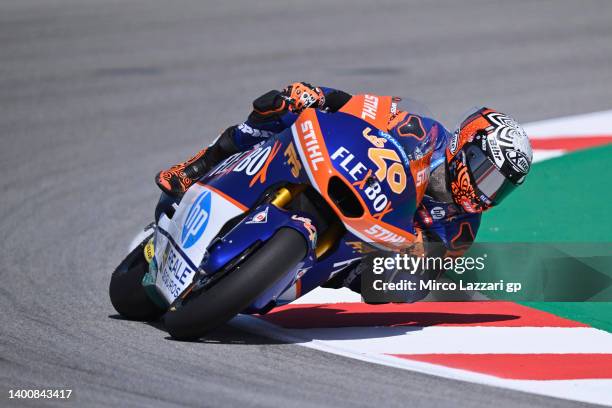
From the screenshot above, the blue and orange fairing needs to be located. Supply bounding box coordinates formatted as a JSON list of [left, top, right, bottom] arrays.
[[292, 108, 426, 248], [212, 92, 482, 255]]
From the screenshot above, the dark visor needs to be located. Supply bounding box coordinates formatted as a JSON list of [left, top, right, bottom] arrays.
[[465, 145, 517, 204]]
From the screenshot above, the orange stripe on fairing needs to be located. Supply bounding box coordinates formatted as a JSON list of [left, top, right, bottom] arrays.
[[295, 279, 302, 299], [294, 109, 419, 247], [409, 150, 433, 206], [260, 302, 588, 329], [249, 141, 282, 187], [530, 135, 612, 151], [197, 182, 248, 211], [389, 354, 612, 380], [339, 94, 394, 130]]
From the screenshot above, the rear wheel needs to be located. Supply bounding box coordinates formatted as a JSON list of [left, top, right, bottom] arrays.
[[165, 228, 308, 340], [109, 239, 165, 321]]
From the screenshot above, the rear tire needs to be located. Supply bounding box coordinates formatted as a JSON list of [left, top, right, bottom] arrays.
[[165, 228, 308, 340], [109, 240, 165, 321]]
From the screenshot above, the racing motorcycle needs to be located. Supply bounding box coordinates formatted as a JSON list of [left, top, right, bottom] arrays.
[[109, 96, 433, 340]]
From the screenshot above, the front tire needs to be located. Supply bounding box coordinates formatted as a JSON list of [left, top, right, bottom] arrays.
[[165, 228, 308, 340], [109, 239, 165, 321]]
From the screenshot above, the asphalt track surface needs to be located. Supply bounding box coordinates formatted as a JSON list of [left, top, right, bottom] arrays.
[[1, 0, 612, 407]]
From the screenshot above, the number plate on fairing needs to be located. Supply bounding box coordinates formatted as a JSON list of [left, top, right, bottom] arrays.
[[158, 245, 194, 300], [153, 184, 244, 304]]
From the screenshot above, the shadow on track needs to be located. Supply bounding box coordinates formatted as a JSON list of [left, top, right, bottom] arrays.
[[109, 314, 286, 345], [259, 305, 520, 329], [109, 307, 520, 344]]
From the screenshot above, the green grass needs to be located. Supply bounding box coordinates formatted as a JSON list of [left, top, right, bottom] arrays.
[[477, 144, 612, 331], [478, 144, 612, 242], [522, 302, 612, 332]]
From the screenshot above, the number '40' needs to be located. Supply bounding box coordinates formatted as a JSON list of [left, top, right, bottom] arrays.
[[368, 148, 407, 194]]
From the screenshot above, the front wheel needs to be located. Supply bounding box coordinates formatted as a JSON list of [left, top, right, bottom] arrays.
[[165, 228, 308, 340], [109, 239, 165, 321]]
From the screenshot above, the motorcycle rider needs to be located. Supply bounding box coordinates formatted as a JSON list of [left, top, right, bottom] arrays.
[[155, 82, 533, 299]]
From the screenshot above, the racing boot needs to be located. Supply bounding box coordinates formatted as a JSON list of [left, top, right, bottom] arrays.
[[155, 126, 239, 196]]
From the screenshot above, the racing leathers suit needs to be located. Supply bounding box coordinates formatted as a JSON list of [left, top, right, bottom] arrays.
[[155, 83, 481, 301]]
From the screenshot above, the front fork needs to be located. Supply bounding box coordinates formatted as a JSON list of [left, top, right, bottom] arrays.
[[144, 185, 345, 309]]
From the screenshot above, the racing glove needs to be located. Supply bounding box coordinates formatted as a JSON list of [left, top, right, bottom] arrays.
[[281, 82, 325, 113], [249, 82, 325, 124]]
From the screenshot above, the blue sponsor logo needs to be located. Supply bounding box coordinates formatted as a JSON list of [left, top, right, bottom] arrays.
[[378, 130, 411, 166], [181, 190, 211, 249]]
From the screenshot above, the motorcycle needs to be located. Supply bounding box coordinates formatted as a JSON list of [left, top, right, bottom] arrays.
[[110, 96, 434, 340]]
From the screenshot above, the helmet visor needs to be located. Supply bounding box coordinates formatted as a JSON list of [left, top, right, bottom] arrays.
[[465, 145, 516, 204]]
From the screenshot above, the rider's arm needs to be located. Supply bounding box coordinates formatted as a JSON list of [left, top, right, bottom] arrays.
[[231, 83, 352, 150], [380, 211, 482, 302], [417, 210, 482, 259], [322, 214, 481, 304]]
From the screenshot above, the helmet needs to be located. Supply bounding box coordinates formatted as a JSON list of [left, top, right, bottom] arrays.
[[446, 107, 532, 213]]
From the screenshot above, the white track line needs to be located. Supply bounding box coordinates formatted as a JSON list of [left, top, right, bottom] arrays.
[[524, 109, 612, 138], [230, 315, 612, 406], [270, 326, 612, 354], [532, 150, 564, 163]]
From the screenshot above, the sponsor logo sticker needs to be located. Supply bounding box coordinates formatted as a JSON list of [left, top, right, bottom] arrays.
[[291, 214, 317, 246], [505, 149, 530, 174], [181, 189, 211, 249], [430, 206, 446, 220], [299, 120, 325, 171], [361, 94, 379, 121], [487, 135, 504, 166], [450, 130, 459, 154], [246, 207, 269, 224], [143, 239, 155, 263]]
